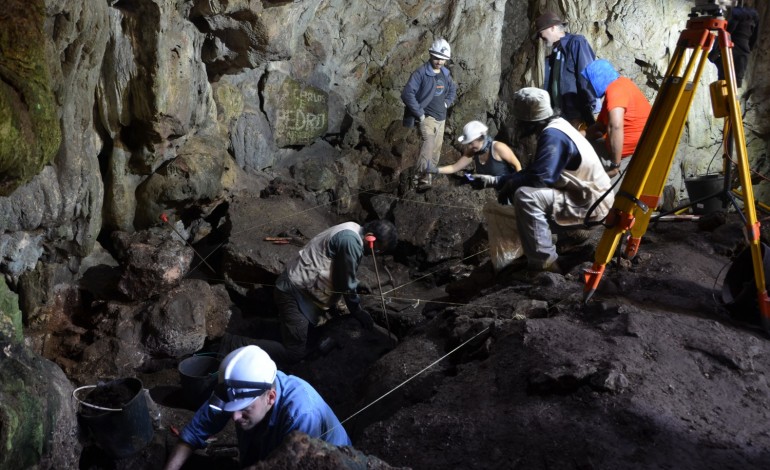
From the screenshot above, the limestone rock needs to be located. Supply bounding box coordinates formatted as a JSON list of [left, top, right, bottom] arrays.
[[134, 134, 234, 228], [220, 192, 333, 297], [251, 431, 407, 470], [111, 229, 194, 301], [142, 279, 232, 357], [0, 340, 80, 470], [0, 278, 22, 343], [263, 70, 329, 147], [0, 0, 61, 196]]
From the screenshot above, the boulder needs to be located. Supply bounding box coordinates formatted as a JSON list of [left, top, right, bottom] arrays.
[[142, 279, 233, 357], [0, 340, 80, 470], [111, 229, 194, 301]]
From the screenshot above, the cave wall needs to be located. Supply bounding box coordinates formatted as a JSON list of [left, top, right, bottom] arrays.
[[0, 0, 768, 286]]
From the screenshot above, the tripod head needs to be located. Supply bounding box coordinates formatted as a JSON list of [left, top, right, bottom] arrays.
[[692, 0, 737, 17]]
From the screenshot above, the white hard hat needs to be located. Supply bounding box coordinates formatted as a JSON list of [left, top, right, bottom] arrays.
[[457, 121, 489, 143], [429, 38, 451, 60], [512, 87, 554, 122], [209, 346, 277, 412]]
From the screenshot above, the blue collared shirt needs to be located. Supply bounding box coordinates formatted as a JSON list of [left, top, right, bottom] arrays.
[[180, 371, 351, 466]]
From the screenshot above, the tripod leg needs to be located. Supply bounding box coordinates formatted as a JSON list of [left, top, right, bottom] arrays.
[[717, 31, 770, 323], [583, 24, 715, 301]]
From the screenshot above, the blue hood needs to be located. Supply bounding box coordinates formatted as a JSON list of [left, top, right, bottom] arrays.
[[582, 59, 619, 98]]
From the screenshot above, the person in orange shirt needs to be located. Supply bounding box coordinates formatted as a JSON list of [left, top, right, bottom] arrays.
[[582, 59, 651, 188]]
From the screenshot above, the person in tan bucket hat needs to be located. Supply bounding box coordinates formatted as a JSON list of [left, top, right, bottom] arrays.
[[534, 11, 599, 130], [496, 87, 613, 279]]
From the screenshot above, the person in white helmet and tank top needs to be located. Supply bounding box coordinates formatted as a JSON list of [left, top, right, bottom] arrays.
[[401, 38, 457, 191], [436, 120, 522, 189]]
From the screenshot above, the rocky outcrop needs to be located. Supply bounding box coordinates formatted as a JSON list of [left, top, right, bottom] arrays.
[[251, 431, 407, 470], [0, 278, 23, 342], [0, 0, 61, 196], [142, 279, 232, 357], [0, 340, 80, 470], [1, 0, 769, 301]]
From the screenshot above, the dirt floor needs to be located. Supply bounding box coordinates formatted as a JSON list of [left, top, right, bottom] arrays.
[[77, 211, 770, 469]]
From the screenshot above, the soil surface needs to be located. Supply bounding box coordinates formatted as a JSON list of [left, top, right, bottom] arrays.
[[78, 211, 770, 469]]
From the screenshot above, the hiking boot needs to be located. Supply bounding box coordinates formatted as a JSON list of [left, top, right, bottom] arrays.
[[512, 244, 594, 281], [509, 266, 560, 283], [554, 244, 595, 274]]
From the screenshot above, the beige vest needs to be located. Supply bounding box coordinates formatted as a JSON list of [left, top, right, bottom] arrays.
[[286, 222, 362, 307], [547, 118, 615, 225]]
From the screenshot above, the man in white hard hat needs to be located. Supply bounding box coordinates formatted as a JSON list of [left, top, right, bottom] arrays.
[[401, 38, 457, 191], [164, 345, 351, 469], [496, 87, 614, 277], [437, 120, 521, 188]]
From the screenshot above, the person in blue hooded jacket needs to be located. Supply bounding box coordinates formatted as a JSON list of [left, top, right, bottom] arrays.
[[534, 11, 599, 130], [401, 38, 457, 191]]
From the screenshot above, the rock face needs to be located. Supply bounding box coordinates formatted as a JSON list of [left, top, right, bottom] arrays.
[[0, 340, 80, 470], [0, 0, 61, 196], [0, 0, 768, 288]]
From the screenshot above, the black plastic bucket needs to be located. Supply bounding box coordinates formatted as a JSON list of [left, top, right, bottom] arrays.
[[73, 378, 154, 459], [722, 243, 770, 324], [684, 174, 724, 215], [178, 355, 220, 408]]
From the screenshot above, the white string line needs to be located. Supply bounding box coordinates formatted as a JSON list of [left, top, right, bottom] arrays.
[[193, 276, 520, 311], [380, 247, 490, 296], [358, 189, 484, 211], [319, 325, 492, 439]]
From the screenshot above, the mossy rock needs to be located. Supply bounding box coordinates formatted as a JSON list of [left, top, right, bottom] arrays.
[[0, 0, 62, 196], [0, 341, 78, 469], [0, 278, 22, 343]]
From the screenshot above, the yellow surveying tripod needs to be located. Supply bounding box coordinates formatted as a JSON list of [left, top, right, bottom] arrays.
[[582, 1, 770, 326]]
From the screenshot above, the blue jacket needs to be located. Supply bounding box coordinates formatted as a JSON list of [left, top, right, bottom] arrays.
[[180, 371, 351, 466], [401, 62, 457, 127], [497, 125, 581, 204], [544, 33, 599, 123]]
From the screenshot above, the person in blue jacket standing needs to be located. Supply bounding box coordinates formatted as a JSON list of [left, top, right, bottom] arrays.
[[164, 346, 351, 469], [401, 38, 457, 191], [534, 11, 599, 130]]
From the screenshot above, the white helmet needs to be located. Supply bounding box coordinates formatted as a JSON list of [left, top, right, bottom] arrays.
[[209, 345, 277, 412], [457, 121, 489, 143], [429, 38, 451, 60]]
